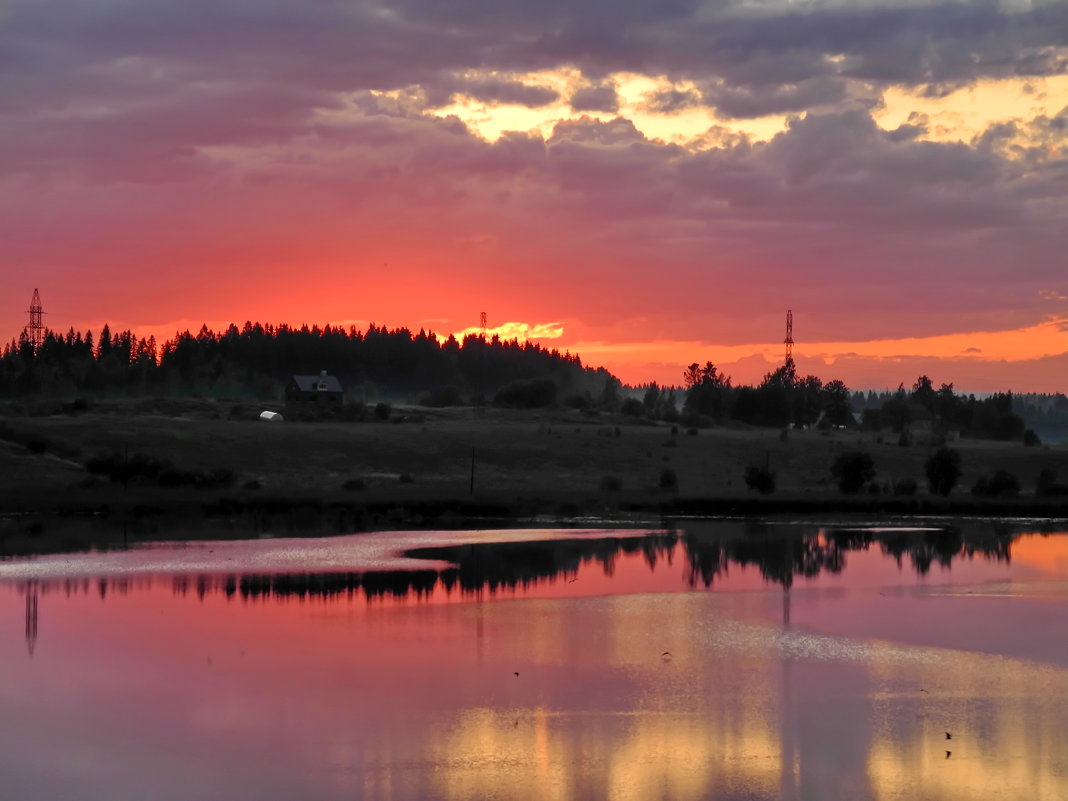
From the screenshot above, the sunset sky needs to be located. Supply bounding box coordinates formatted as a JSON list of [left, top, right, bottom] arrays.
[[2, 0, 1066, 392]]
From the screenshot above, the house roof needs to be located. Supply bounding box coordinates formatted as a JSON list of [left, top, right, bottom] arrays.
[[291, 374, 344, 392]]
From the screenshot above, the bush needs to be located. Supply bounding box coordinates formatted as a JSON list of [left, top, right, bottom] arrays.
[[971, 469, 1020, 498], [658, 467, 678, 492], [198, 467, 236, 489], [493, 377, 558, 409], [374, 402, 392, 421], [398, 472, 414, 484], [620, 397, 645, 417], [830, 451, 876, 494], [342, 478, 366, 491], [892, 477, 918, 496], [1023, 429, 1041, 447], [84, 450, 235, 489], [925, 447, 962, 496], [744, 464, 776, 494], [25, 437, 48, 454]]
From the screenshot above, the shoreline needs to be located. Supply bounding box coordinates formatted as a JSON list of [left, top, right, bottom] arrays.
[[3, 488, 1066, 559], [3, 406, 1066, 557]]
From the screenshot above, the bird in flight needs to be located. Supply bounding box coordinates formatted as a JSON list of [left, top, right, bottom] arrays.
[[945, 732, 952, 740], [514, 671, 520, 677]]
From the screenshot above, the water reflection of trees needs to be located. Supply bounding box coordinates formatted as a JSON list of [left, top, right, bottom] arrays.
[[231, 535, 681, 600], [876, 526, 1013, 574], [682, 523, 1017, 588], [684, 525, 848, 589], [12, 526, 1035, 603]]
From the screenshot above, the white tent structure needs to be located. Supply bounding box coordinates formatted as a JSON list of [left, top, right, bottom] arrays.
[[259, 411, 284, 422]]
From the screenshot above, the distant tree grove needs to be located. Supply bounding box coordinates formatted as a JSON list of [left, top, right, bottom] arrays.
[[0, 323, 613, 406], [681, 358, 854, 430], [678, 360, 1042, 442]]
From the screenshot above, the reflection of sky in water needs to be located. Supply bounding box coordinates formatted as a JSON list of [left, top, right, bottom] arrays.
[[0, 526, 1065, 800]]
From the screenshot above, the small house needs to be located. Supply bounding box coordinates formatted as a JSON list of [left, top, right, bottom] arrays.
[[285, 371, 344, 412]]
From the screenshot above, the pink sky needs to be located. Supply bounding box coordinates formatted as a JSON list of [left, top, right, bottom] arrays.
[[2, 0, 1066, 392]]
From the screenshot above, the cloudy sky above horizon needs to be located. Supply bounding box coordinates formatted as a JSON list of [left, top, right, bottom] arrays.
[[2, 0, 1066, 391]]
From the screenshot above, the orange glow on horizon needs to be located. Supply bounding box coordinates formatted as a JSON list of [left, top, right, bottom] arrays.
[[50, 312, 1068, 394]]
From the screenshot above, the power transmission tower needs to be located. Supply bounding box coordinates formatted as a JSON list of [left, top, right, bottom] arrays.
[[784, 309, 794, 365], [24, 288, 45, 350]]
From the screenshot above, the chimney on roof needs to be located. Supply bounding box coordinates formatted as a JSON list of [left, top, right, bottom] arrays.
[[320, 370, 327, 378]]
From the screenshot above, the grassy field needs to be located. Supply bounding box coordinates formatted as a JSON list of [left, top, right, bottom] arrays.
[[2, 399, 1067, 554]]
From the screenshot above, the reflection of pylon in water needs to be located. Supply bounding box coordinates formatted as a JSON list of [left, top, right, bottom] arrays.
[[25, 583, 39, 657], [779, 582, 797, 799]]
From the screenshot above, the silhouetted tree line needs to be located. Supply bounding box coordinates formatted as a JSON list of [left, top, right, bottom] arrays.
[[0, 322, 613, 406], [852, 387, 1067, 434], [679, 361, 1038, 441], [680, 358, 854, 429], [854, 375, 1031, 441]]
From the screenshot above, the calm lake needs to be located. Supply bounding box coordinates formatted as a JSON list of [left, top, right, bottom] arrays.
[[1, 520, 1066, 800]]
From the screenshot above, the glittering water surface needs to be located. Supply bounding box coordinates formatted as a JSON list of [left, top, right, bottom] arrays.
[[1, 521, 1066, 801]]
